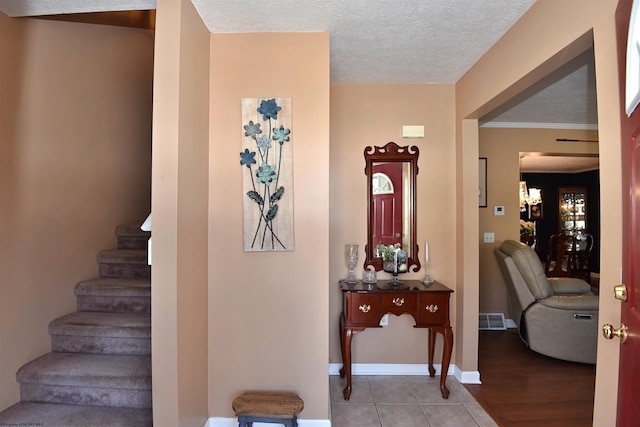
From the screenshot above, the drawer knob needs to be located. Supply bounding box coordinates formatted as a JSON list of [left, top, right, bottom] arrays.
[[392, 297, 405, 307], [359, 304, 371, 313], [425, 304, 438, 313]]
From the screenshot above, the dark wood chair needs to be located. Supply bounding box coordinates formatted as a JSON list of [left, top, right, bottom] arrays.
[[545, 233, 576, 277], [520, 233, 537, 249], [572, 233, 594, 281]]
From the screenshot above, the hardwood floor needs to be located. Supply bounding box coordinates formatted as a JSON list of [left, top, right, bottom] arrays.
[[464, 330, 596, 427]]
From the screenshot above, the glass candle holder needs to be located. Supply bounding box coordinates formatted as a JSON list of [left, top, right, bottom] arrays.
[[344, 244, 359, 284]]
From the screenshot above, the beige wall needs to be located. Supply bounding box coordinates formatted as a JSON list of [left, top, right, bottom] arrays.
[[457, 1, 621, 425], [329, 84, 457, 365], [208, 32, 330, 420], [151, 0, 210, 425], [479, 127, 599, 316], [3, 1, 626, 425], [0, 14, 153, 410]]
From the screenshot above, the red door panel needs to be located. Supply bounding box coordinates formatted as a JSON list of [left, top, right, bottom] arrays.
[[616, 1, 640, 425], [373, 163, 403, 246]]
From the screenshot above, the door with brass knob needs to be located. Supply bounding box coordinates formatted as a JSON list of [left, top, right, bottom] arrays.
[[614, 1, 640, 423]]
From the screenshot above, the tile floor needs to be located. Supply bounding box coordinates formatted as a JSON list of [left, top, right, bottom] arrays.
[[329, 374, 498, 427]]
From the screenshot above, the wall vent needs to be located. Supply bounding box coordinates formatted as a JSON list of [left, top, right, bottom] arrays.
[[479, 313, 506, 330]]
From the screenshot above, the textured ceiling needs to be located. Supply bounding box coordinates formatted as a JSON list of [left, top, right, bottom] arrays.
[[480, 48, 598, 128], [193, 0, 537, 84]]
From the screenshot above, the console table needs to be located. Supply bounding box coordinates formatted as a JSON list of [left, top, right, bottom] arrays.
[[338, 279, 454, 400]]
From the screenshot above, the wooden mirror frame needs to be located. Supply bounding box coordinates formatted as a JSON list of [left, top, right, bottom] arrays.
[[364, 141, 420, 272]]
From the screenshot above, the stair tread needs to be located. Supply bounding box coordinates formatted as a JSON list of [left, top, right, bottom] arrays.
[[75, 278, 150, 297], [49, 312, 150, 338], [116, 224, 150, 237], [97, 249, 148, 263], [17, 353, 151, 390], [0, 402, 152, 426]]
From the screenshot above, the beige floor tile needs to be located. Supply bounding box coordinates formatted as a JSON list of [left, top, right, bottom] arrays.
[[367, 374, 410, 382], [370, 381, 418, 405], [377, 404, 431, 427], [422, 404, 479, 427], [330, 403, 381, 427], [402, 374, 439, 382], [447, 378, 478, 404], [328, 374, 497, 427], [411, 381, 460, 405], [330, 378, 375, 404]]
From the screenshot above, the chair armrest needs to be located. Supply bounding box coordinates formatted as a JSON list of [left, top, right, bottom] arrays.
[[548, 277, 592, 295], [539, 294, 599, 311]]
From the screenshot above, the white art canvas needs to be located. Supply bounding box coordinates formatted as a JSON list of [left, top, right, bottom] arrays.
[[240, 97, 294, 252]]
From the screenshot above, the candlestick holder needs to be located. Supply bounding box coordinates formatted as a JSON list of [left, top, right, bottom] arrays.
[[383, 250, 406, 287], [388, 268, 403, 287], [422, 261, 434, 286]]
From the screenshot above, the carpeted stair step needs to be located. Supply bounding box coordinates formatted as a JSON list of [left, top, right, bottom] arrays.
[[17, 352, 151, 409], [49, 312, 151, 355], [116, 225, 150, 251], [97, 249, 150, 279], [75, 277, 151, 313], [0, 402, 152, 426]]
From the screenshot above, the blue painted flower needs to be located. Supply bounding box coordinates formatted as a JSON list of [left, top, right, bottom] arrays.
[[272, 125, 291, 145], [256, 135, 272, 150], [243, 120, 262, 139], [240, 149, 256, 168], [257, 99, 281, 121], [256, 163, 278, 184]]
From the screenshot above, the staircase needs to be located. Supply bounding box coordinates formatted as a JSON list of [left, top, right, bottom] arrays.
[[0, 225, 152, 426]]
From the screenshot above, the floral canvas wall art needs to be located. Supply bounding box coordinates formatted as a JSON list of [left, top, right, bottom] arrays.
[[241, 98, 294, 252]]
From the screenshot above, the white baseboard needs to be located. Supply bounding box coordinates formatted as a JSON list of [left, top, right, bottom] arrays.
[[205, 418, 330, 427], [328, 363, 481, 384], [328, 362, 446, 376], [452, 365, 481, 384]]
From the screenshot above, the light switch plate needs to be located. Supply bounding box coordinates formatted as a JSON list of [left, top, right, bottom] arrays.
[[494, 206, 505, 216]]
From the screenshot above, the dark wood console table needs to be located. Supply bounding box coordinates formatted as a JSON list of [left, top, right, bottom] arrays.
[[339, 279, 454, 400]]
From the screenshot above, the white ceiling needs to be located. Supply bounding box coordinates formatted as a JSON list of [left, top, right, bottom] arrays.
[[520, 154, 599, 174], [0, 0, 599, 170]]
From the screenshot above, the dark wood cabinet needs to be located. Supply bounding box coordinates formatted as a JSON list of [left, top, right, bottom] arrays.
[[559, 186, 587, 235]]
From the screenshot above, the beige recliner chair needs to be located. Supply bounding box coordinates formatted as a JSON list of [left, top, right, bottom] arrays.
[[494, 240, 598, 364]]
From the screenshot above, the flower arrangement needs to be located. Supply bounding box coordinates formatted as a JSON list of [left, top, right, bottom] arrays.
[[376, 243, 401, 261], [520, 219, 535, 234], [376, 243, 408, 276], [240, 98, 291, 250]]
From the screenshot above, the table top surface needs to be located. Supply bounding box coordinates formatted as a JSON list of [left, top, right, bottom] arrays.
[[340, 279, 452, 293]]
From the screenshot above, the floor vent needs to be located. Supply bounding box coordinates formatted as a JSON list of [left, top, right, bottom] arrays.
[[479, 313, 507, 330]]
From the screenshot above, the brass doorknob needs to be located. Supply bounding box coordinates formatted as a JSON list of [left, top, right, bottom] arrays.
[[603, 323, 627, 343]]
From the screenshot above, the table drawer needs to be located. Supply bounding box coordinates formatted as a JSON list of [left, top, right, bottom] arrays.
[[417, 293, 450, 326], [381, 293, 416, 315], [347, 293, 382, 326]]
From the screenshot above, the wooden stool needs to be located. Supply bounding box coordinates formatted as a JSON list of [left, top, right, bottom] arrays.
[[232, 391, 304, 427]]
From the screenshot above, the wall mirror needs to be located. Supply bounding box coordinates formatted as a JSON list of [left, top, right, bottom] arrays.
[[364, 141, 420, 272]]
